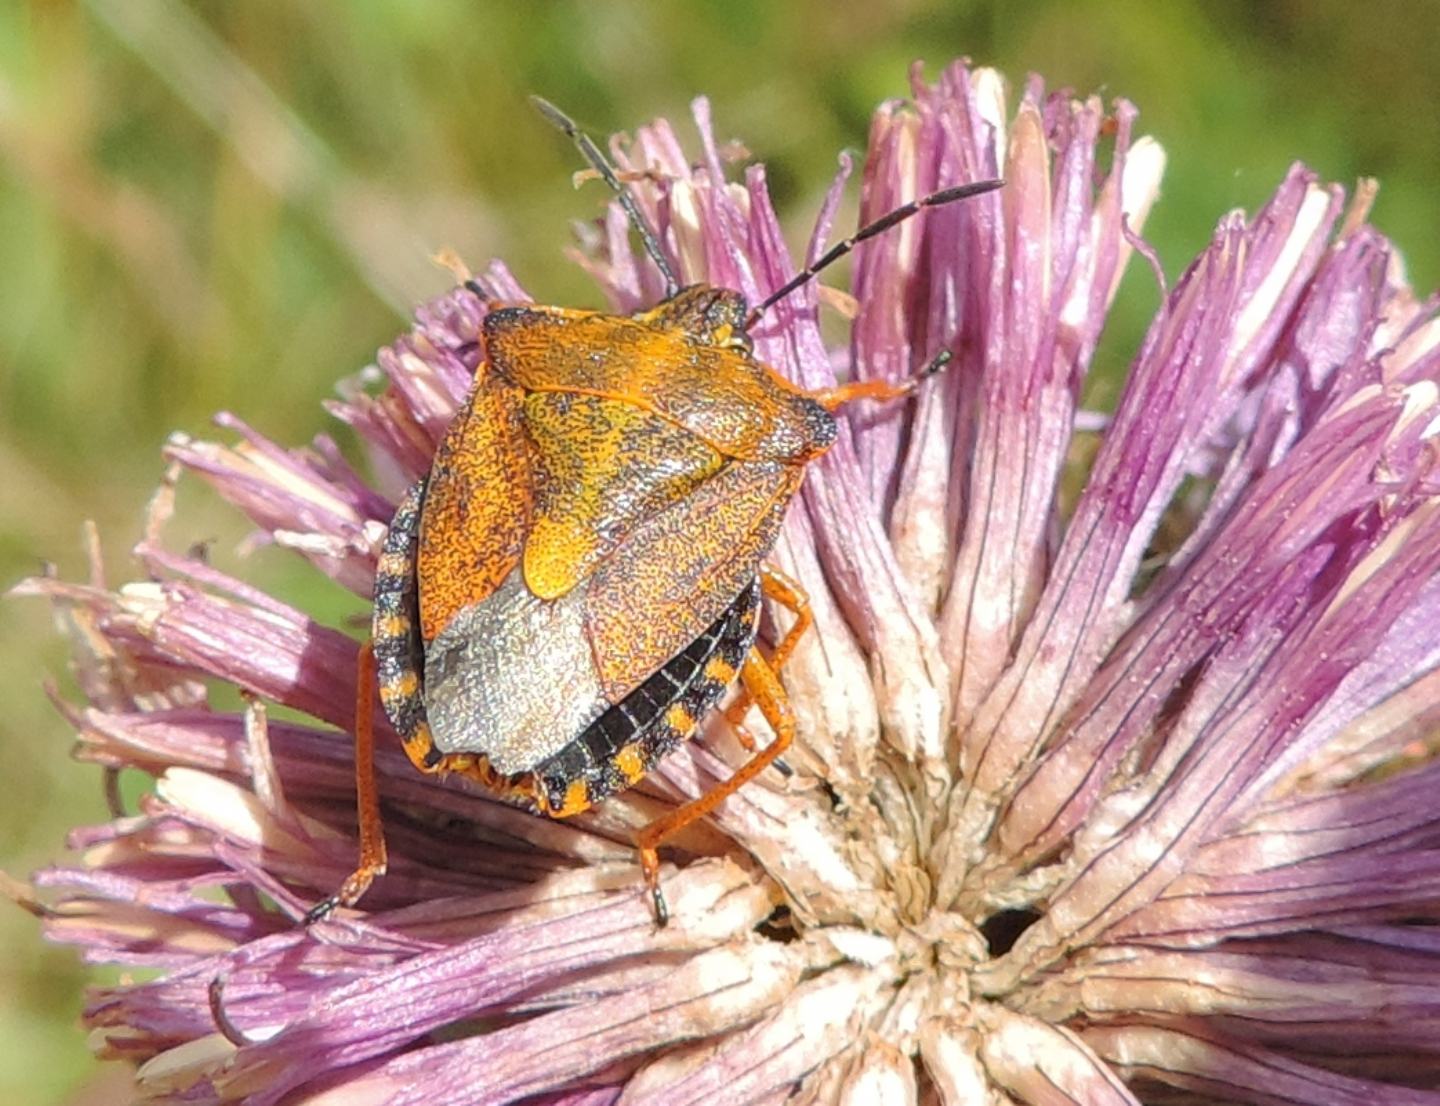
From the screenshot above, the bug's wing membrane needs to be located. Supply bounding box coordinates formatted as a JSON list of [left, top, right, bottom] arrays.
[[417, 371, 532, 643], [423, 567, 611, 774], [585, 460, 802, 700], [521, 392, 724, 600]]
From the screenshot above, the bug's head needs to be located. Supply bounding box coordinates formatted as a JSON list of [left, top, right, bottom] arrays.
[[634, 284, 753, 353]]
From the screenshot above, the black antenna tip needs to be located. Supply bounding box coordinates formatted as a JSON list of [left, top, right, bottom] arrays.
[[931, 178, 1005, 204], [530, 95, 574, 135], [528, 93, 682, 297]]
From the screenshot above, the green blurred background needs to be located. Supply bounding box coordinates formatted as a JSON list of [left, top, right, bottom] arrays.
[[1, 1, 1435, 1102]]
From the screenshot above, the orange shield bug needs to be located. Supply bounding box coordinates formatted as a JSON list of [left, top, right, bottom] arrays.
[[315, 100, 1001, 925]]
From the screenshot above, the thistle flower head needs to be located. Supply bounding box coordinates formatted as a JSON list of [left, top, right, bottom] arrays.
[[14, 60, 1440, 1105]]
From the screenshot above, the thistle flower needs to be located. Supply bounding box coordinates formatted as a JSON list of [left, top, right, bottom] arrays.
[[14, 59, 1440, 1105]]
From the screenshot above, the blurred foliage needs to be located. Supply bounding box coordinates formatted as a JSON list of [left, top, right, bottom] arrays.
[[0, 1, 1435, 1101]]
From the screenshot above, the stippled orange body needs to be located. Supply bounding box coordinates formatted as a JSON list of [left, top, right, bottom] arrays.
[[313, 100, 1002, 926], [369, 284, 830, 821]]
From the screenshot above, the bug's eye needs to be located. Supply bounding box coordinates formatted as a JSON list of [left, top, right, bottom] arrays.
[[726, 331, 754, 354]]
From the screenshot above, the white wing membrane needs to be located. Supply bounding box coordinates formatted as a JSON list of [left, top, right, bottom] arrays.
[[424, 565, 608, 773]]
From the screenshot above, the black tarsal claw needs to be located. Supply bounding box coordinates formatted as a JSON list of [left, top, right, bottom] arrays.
[[303, 897, 339, 926]]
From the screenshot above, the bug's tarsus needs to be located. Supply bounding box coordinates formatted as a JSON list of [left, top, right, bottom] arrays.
[[531, 95, 681, 298], [303, 896, 337, 926], [746, 177, 1005, 327], [918, 348, 953, 380]]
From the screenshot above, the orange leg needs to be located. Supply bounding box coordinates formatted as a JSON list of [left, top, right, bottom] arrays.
[[816, 377, 919, 409], [756, 564, 814, 674], [815, 349, 952, 412], [637, 647, 795, 925], [305, 641, 388, 923], [724, 564, 812, 744]]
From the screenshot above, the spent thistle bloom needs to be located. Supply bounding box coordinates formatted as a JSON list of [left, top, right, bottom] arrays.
[[13, 59, 1440, 1104]]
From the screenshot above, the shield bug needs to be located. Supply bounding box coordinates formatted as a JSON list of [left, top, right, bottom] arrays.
[[314, 100, 1001, 925]]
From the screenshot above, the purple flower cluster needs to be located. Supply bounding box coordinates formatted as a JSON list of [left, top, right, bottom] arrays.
[[14, 60, 1440, 1104]]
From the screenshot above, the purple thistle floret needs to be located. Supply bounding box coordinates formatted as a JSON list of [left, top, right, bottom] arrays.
[[12, 60, 1440, 1104]]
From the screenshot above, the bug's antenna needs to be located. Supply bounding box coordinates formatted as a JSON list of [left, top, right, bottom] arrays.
[[531, 96, 681, 298], [746, 178, 1004, 328]]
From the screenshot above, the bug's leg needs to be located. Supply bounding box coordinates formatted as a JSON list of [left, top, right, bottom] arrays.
[[308, 481, 429, 922], [815, 348, 954, 412], [636, 647, 794, 925], [725, 564, 811, 753], [305, 641, 388, 923]]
